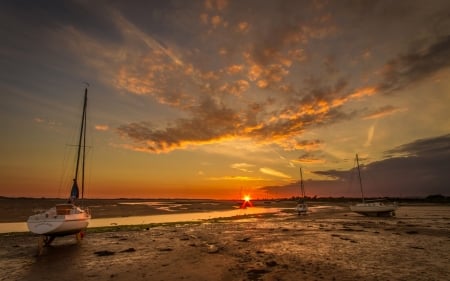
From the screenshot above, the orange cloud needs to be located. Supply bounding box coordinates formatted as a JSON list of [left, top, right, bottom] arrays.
[[349, 87, 377, 99], [56, 5, 398, 156], [95, 125, 109, 131], [237, 21, 250, 33], [256, 80, 269, 88], [248, 64, 263, 81], [227, 64, 244, 74], [330, 86, 378, 108], [219, 80, 250, 96], [210, 15, 223, 28]]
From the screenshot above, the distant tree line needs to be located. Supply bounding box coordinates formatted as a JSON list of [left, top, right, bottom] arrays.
[[262, 194, 450, 203]]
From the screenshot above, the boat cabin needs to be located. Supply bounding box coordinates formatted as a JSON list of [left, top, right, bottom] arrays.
[[56, 204, 75, 215]]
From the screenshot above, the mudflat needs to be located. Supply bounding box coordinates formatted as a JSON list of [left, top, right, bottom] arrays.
[[0, 202, 449, 281]]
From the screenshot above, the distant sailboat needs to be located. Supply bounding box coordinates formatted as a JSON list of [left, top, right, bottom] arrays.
[[349, 154, 397, 217], [295, 167, 308, 215], [27, 87, 91, 246]]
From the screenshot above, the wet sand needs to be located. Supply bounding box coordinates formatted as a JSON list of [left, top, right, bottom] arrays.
[[1, 202, 449, 281]]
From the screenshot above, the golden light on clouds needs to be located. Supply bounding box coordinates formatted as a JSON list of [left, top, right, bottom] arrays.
[[210, 15, 223, 28], [349, 87, 377, 99], [3, 0, 449, 199], [259, 168, 291, 179], [257, 80, 269, 89], [230, 163, 255, 172], [237, 22, 250, 33], [227, 64, 244, 74], [207, 176, 263, 181], [248, 64, 263, 81], [95, 125, 109, 131]]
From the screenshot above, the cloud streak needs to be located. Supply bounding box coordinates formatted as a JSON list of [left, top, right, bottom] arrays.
[[259, 167, 291, 179], [230, 163, 255, 173]]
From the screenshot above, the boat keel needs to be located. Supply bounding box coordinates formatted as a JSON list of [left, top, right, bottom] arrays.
[[36, 231, 85, 255]]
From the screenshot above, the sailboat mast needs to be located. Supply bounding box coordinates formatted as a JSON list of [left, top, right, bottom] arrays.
[[300, 167, 305, 199], [81, 89, 87, 199], [356, 154, 365, 203], [73, 88, 88, 196]]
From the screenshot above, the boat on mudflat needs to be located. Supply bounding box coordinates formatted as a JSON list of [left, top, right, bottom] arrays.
[[295, 167, 308, 215], [350, 200, 397, 217], [27, 204, 90, 236], [27, 87, 91, 244], [349, 154, 397, 217]]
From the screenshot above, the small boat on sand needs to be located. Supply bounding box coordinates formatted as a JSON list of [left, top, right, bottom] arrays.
[[349, 154, 397, 217], [27, 87, 91, 246], [295, 168, 308, 215]]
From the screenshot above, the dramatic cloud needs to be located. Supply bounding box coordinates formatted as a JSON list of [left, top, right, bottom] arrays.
[[378, 36, 450, 94], [117, 97, 241, 153], [385, 133, 450, 158], [261, 134, 450, 197], [114, 20, 449, 153], [9, 1, 444, 155]]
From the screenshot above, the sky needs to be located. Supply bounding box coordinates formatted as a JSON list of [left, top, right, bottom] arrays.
[[1, 0, 449, 199]]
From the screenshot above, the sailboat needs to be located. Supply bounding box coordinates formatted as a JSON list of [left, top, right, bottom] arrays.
[[349, 154, 397, 217], [295, 167, 308, 215], [27, 87, 91, 244]]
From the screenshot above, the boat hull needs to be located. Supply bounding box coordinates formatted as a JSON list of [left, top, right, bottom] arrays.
[[350, 202, 397, 217], [27, 204, 90, 236], [296, 203, 308, 215]]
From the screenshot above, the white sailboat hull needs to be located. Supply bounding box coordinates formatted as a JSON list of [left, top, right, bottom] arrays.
[[296, 203, 308, 214], [350, 202, 397, 216], [27, 204, 90, 236]]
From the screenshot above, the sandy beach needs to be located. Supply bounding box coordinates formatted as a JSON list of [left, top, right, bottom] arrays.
[[0, 201, 449, 281]]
